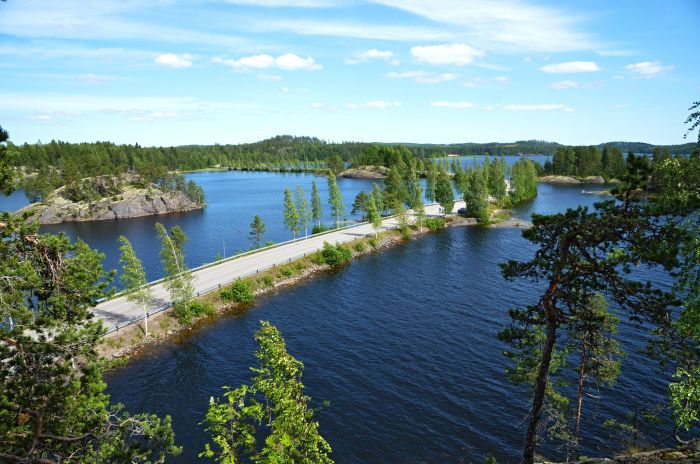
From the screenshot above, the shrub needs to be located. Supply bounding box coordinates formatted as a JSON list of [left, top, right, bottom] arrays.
[[174, 299, 216, 325], [424, 217, 446, 231], [368, 237, 379, 248], [399, 224, 412, 240], [280, 266, 294, 278], [221, 278, 255, 304], [353, 241, 366, 253], [260, 275, 274, 287], [320, 242, 352, 267], [312, 224, 331, 235]]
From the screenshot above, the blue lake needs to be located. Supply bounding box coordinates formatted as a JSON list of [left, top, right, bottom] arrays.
[[95, 172, 667, 463]]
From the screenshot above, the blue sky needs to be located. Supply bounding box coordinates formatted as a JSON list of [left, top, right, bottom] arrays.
[[1, 0, 698, 146]]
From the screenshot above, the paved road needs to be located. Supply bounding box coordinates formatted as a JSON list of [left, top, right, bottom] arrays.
[[95, 201, 465, 331]]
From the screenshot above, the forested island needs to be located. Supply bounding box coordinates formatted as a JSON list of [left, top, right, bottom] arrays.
[[18, 173, 205, 224]]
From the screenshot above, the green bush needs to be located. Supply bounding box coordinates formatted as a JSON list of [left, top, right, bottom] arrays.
[[368, 237, 379, 248], [260, 275, 274, 287], [312, 224, 331, 235], [174, 299, 216, 325], [399, 224, 412, 240], [280, 266, 294, 278], [424, 217, 446, 231], [221, 278, 255, 304], [320, 242, 352, 266], [353, 241, 366, 253]]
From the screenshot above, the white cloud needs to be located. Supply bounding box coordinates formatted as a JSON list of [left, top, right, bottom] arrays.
[[253, 19, 449, 42], [346, 48, 398, 65], [386, 70, 459, 84], [310, 102, 326, 109], [431, 101, 477, 109], [539, 61, 600, 73], [411, 43, 484, 66], [154, 53, 193, 69], [625, 61, 673, 78], [218, 0, 342, 6], [75, 73, 117, 84], [551, 79, 579, 89], [369, 0, 597, 52], [503, 104, 567, 111], [213, 53, 321, 71], [257, 74, 282, 81], [347, 101, 401, 109], [462, 75, 510, 87]]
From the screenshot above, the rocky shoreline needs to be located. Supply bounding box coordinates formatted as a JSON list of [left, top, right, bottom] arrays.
[[17, 175, 204, 224]]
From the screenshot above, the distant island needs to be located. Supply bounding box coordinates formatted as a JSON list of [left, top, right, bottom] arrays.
[[17, 173, 205, 224]]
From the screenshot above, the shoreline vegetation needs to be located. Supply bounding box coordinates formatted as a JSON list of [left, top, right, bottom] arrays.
[[99, 211, 530, 362]]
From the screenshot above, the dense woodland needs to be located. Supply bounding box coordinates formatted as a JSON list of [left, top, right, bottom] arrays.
[[9, 136, 694, 198]]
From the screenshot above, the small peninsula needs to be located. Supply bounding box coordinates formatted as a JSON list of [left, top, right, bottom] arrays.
[[17, 173, 205, 224]]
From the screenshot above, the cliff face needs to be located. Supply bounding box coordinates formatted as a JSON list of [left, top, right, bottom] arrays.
[[17, 176, 204, 224]]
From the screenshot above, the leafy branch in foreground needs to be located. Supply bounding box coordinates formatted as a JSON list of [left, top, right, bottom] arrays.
[[0, 212, 180, 463], [201, 321, 333, 464]]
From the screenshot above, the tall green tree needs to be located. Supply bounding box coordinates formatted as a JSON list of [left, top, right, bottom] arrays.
[[155, 223, 194, 310], [249, 214, 266, 249], [367, 192, 382, 237], [0, 214, 179, 463], [425, 162, 437, 203], [500, 170, 681, 464], [488, 157, 507, 202], [372, 183, 384, 215], [327, 175, 346, 229], [283, 187, 300, 239], [411, 183, 425, 230], [434, 167, 455, 214], [567, 293, 624, 459], [463, 167, 489, 223], [118, 236, 154, 337], [510, 159, 538, 203], [201, 321, 334, 464], [351, 191, 369, 219], [295, 185, 311, 237], [0, 125, 15, 195], [383, 166, 407, 212], [311, 180, 322, 227]]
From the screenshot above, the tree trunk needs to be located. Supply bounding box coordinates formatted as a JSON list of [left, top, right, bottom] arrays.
[[522, 316, 558, 464], [143, 304, 149, 338], [572, 347, 586, 461]]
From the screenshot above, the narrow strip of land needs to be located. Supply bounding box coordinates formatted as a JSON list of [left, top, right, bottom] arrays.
[[94, 202, 464, 331]]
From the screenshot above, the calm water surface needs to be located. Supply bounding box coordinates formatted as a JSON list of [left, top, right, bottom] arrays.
[[102, 174, 668, 463], [1, 171, 378, 284]]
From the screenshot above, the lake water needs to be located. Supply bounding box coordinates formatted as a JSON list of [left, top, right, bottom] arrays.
[[1, 171, 379, 284], [96, 173, 668, 463]]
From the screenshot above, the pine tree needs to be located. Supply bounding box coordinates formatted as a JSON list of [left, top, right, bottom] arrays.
[[118, 236, 154, 337], [248, 214, 266, 249], [283, 187, 300, 239]]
